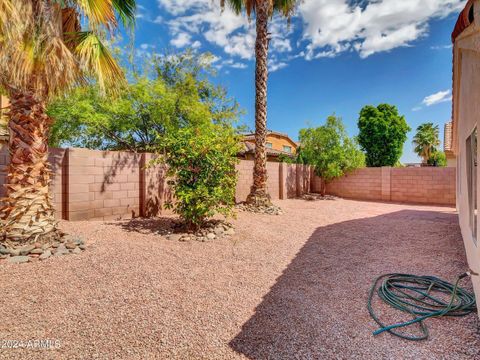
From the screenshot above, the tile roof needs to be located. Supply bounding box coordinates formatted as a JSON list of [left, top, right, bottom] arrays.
[[452, 0, 475, 42], [444, 121, 453, 152], [243, 130, 293, 141]]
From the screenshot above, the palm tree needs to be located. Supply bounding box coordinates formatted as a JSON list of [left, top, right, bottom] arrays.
[[413, 123, 440, 164], [0, 0, 135, 244], [222, 0, 296, 207]]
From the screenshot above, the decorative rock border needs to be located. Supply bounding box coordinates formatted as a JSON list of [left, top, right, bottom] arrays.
[[300, 193, 337, 201], [161, 221, 236, 242], [0, 235, 86, 264], [236, 203, 283, 215]]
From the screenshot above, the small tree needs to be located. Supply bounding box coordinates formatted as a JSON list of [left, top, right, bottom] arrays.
[[162, 124, 241, 230], [48, 52, 240, 151], [299, 116, 365, 195], [413, 122, 440, 164], [428, 150, 447, 167], [357, 104, 410, 167]]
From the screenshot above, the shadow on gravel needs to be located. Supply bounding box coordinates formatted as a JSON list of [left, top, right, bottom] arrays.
[[107, 218, 175, 235], [229, 209, 479, 359]]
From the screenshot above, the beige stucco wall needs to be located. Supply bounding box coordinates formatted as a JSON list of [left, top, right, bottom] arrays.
[[453, 1, 480, 303]]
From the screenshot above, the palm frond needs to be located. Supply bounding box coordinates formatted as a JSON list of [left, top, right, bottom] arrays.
[[75, 31, 124, 94], [112, 0, 136, 28], [74, 0, 117, 29]]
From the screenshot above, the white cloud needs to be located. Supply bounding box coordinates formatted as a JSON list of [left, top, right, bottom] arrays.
[[431, 44, 453, 50], [269, 61, 288, 72], [299, 0, 464, 59], [158, 0, 292, 61], [422, 89, 452, 106], [170, 32, 192, 48], [154, 0, 464, 71]]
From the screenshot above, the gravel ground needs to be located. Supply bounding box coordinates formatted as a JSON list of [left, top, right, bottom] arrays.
[[0, 199, 478, 359]]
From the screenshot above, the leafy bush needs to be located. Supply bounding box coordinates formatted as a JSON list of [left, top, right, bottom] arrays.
[[162, 123, 241, 230], [357, 104, 410, 167], [299, 115, 365, 194], [427, 150, 447, 167]]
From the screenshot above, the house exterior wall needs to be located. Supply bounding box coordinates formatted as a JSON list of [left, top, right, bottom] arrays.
[[452, 1, 480, 304], [244, 133, 297, 154]]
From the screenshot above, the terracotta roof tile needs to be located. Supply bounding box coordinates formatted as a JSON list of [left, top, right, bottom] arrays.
[[444, 121, 453, 152], [452, 0, 475, 42]]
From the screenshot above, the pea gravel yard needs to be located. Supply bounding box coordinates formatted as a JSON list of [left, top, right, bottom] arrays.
[[0, 199, 479, 359]]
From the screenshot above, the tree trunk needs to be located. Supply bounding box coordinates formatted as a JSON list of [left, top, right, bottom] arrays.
[[246, 0, 272, 207], [0, 90, 57, 244]]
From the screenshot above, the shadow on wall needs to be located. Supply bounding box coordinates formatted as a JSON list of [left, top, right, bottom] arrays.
[[285, 164, 297, 199], [229, 209, 478, 359], [99, 151, 173, 218]]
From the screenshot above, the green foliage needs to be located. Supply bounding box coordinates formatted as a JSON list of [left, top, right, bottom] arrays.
[[427, 150, 447, 167], [357, 104, 411, 167], [47, 51, 241, 151], [413, 122, 441, 163], [299, 115, 365, 182], [162, 123, 241, 229]]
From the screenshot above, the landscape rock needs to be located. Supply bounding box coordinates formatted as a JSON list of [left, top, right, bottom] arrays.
[[167, 234, 182, 242], [9, 248, 20, 256], [39, 250, 52, 260], [206, 233, 216, 240], [19, 245, 36, 255], [29, 248, 44, 255], [72, 247, 82, 254], [65, 242, 77, 250], [225, 228, 235, 236], [8, 256, 30, 264]]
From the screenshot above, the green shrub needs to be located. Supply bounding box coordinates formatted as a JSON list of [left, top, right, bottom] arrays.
[[428, 150, 447, 167], [162, 124, 241, 230]]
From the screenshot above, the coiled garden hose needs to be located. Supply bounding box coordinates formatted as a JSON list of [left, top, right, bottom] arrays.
[[368, 272, 477, 341]]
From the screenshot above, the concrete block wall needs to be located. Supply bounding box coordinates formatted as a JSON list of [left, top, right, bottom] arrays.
[[1, 148, 313, 221], [235, 160, 312, 202], [326, 168, 383, 200], [316, 166, 456, 206], [391, 167, 456, 205], [65, 148, 143, 221]]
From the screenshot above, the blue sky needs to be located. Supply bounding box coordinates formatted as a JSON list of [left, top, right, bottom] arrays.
[[130, 0, 466, 163]]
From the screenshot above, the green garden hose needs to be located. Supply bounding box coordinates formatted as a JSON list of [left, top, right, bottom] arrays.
[[368, 273, 477, 341]]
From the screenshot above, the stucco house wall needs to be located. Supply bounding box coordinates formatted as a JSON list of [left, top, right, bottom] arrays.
[[452, 0, 480, 302]]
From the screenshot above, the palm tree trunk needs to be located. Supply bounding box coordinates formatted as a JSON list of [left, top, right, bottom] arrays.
[[0, 90, 57, 244], [246, 0, 272, 207]]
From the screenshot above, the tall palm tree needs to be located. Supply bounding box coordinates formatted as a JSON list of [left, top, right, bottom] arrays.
[[412, 123, 440, 164], [0, 0, 135, 244], [222, 0, 296, 207]]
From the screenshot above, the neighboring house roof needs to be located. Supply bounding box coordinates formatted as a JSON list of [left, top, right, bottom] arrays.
[[243, 130, 294, 141], [238, 141, 295, 158], [444, 121, 453, 152]]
